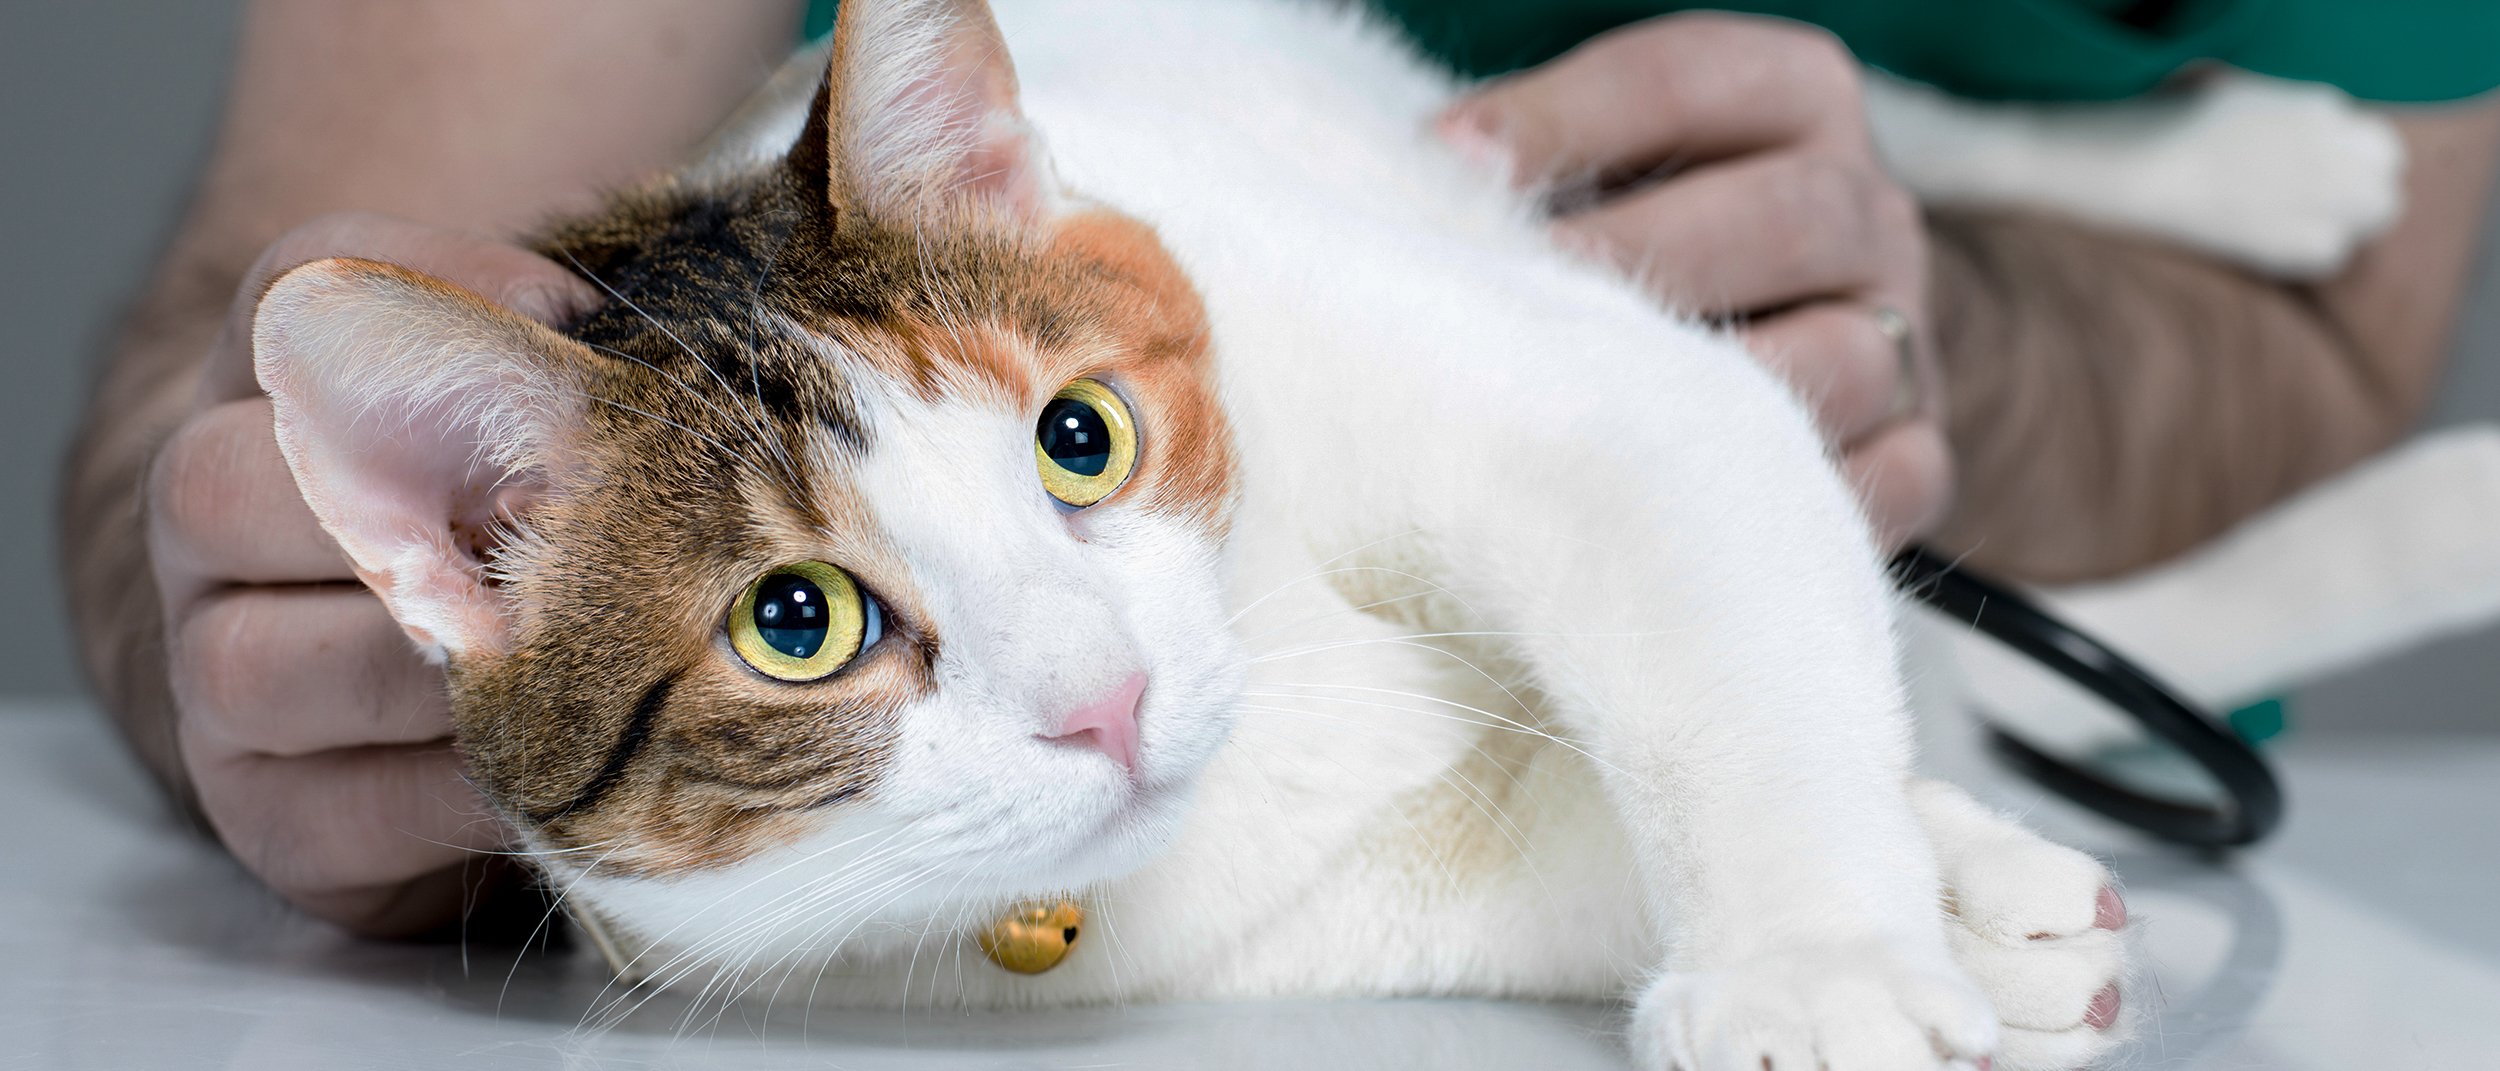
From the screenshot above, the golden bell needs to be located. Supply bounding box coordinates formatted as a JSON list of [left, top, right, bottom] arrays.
[[978, 900, 1084, 974]]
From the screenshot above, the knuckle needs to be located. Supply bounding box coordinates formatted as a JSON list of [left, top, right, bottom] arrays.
[[1616, 13, 1856, 97], [275, 211, 390, 259], [1776, 155, 1867, 227], [1788, 29, 1860, 89], [1840, 307, 1900, 386], [1866, 171, 1920, 230], [1779, 158, 1920, 266], [1740, 19, 1859, 101], [1829, 160, 1904, 230], [170, 597, 269, 743], [147, 417, 239, 551]]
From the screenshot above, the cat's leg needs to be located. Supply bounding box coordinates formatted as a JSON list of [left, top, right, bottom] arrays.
[[1205, 178, 2014, 1063], [1909, 778, 2131, 1071], [1295, 321, 2003, 1069]]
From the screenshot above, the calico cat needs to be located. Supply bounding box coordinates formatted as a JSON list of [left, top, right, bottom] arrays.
[[252, 1, 2132, 1068]]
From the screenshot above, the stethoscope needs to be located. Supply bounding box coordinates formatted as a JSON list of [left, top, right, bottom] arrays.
[[1892, 547, 2284, 847]]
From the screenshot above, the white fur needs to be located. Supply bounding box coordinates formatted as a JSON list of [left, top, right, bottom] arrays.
[[1939, 425, 2500, 758], [464, 3, 2133, 1066], [1863, 67, 2404, 278]]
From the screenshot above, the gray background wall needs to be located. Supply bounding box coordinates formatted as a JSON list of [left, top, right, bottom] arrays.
[[3, 2, 239, 699], [2, 1, 2494, 735]]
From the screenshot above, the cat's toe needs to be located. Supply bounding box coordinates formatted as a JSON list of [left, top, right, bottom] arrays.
[[1629, 943, 1997, 1071], [1909, 780, 2133, 1071], [1948, 906, 2127, 1058]]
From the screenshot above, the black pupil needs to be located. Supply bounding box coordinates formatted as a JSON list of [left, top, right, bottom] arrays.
[[753, 573, 829, 659], [1038, 397, 1111, 477]]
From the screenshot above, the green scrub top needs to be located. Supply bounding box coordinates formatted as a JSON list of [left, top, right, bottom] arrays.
[[800, 1, 2500, 104], [1372, 0, 2500, 102]]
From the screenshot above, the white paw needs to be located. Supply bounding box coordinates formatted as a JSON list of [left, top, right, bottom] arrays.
[[1911, 780, 2132, 1071], [1629, 943, 1998, 1071], [2107, 71, 2403, 276], [1867, 67, 2402, 277]]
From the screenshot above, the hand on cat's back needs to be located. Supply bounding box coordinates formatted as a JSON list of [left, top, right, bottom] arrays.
[[144, 212, 600, 937], [1438, 12, 1948, 548]]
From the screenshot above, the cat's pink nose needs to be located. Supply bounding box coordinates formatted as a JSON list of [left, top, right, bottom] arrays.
[[1044, 672, 1146, 773]]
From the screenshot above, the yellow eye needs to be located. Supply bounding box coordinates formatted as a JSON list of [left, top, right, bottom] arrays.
[[1034, 378, 1137, 507], [729, 562, 875, 682]]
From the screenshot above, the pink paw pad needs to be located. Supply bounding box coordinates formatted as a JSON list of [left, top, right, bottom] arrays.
[[2094, 886, 2127, 930], [2084, 983, 2122, 1030]]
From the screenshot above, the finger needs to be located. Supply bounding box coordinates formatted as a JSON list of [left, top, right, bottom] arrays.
[[148, 397, 351, 594], [1554, 151, 1920, 315], [1741, 302, 1913, 447], [200, 210, 602, 403], [293, 855, 538, 940], [1438, 13, 1864, 187], [184, 735, 508, 906], [1844, 419, 1955, 552], [172, 584, 448, 758]]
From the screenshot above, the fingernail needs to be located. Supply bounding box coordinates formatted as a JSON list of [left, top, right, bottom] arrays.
[[505, 282, 589, 327], [504, 284, 561, 324], [1435, 101, 1513, 175]]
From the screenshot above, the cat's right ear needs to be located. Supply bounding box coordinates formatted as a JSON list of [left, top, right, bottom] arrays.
[[795, 0, 1051, 227], [254, 257, 588, 662]]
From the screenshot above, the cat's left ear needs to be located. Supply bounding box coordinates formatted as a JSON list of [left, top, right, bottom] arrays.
[[254, 257, 590, 662], [796, 0, 1052, 227]]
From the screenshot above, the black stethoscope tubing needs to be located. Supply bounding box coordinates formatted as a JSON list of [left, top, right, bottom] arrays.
[[1892, 546, 2284, 847]]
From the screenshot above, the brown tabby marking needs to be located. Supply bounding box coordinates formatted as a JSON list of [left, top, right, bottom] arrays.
[[438, 61, 1232, 879]]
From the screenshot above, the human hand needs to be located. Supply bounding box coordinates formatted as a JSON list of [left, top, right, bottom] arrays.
[[146, 212, 598, 936], [1437, 13, 1949, 548]]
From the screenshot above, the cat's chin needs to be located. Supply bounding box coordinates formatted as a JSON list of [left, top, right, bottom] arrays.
[[558, 769, 1205, 973], [1014, 771, 1202, 887]]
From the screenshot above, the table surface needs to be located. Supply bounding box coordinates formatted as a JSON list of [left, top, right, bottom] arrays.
[[4, 699, 2494, 1071]]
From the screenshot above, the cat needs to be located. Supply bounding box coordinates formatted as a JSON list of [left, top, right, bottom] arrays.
[[250, 1, 2133, 1068]]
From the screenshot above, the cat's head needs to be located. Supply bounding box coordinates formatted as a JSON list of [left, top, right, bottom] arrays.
[[254, 0, 1241, 963]]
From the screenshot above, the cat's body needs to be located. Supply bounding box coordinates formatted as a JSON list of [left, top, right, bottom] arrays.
[[255, 2, 2140, 1067], [572, 0, 1867, 1003]]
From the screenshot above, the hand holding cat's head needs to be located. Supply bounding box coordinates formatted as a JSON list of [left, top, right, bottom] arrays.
[[250, 0, 1243, 964]]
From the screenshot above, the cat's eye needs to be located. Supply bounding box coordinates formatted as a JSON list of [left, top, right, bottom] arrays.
[[729, 562, 879, 682], [1034, 378, 1137, 507]]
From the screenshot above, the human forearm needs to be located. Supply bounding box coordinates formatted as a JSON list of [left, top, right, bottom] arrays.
[[1925, 105, 2500, 584], [1924, 205, 2411, 582]]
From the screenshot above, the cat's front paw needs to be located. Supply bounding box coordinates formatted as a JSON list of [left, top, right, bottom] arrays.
[[1911, 779, 2131, 1071], [1628, 944, 1997, 1071]]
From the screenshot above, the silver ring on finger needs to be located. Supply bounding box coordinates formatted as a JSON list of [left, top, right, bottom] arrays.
[[1869, 304, 1920, 424]]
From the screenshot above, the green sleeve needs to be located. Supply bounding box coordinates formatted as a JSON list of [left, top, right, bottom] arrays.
[[1369, 0, 2500, 102], [803, 0, 838, 44]]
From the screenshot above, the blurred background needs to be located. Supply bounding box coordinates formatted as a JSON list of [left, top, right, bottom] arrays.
[[7, 0, 2500, 730]]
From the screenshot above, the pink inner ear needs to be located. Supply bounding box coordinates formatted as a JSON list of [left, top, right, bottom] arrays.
[[926, 13, 1041, 215], [254, 257, 582, 661], [827, 0, 1047, 222]]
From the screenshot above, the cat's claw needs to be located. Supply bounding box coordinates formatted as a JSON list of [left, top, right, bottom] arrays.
[[1910, 779, 2133, 1071], [1628, 943, 1999, 1071]]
